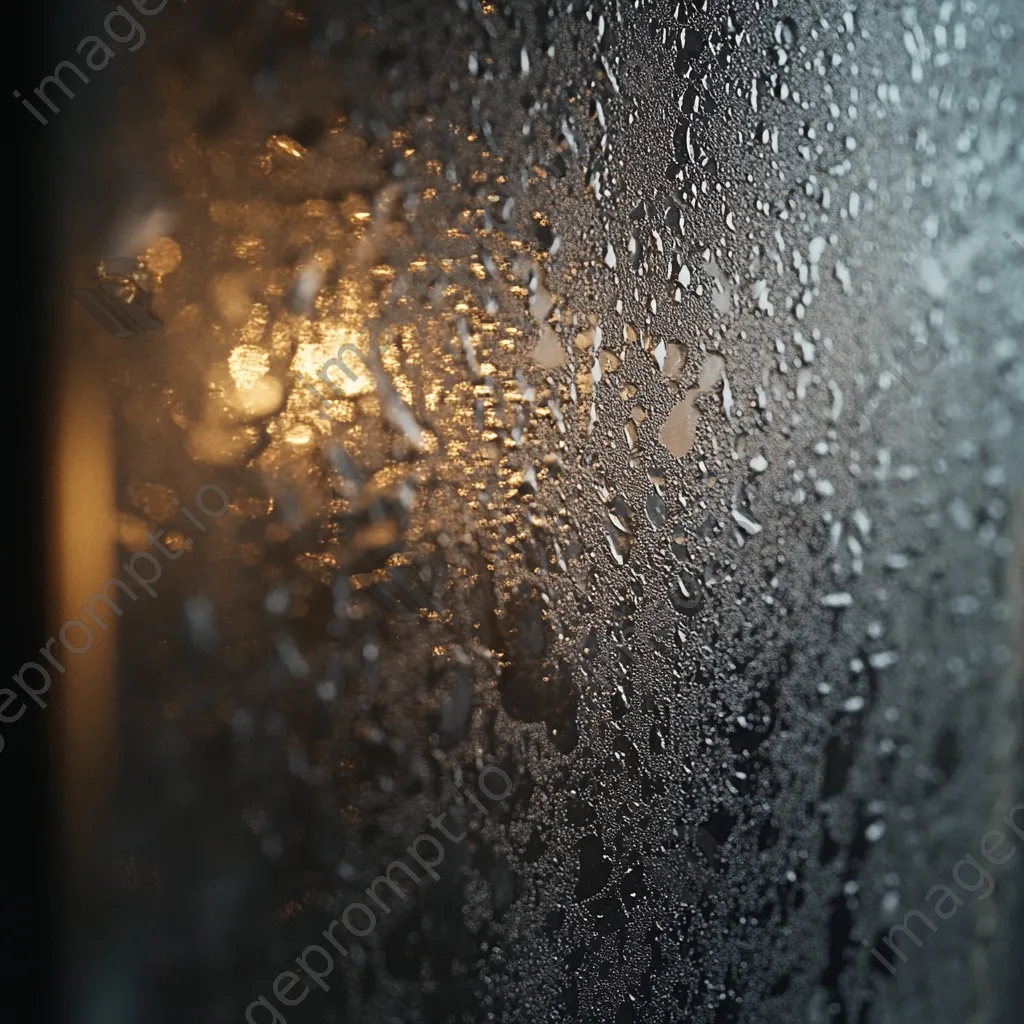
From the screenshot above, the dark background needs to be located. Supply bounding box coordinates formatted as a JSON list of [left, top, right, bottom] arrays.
[[9, 1, 59, 1018]]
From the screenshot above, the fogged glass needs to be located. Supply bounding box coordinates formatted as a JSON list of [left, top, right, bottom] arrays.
[[33, 1, 1023, 1022]]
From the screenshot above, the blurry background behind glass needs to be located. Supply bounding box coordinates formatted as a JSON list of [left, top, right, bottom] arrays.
[[7, 2, 1023, 1023]]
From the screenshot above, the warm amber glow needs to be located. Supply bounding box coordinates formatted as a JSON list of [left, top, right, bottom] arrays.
[[228, 344, 271, 391], [54, 331, 117, 894], [142, 236, 182, 279], [293, 324, 371, 400], [285, 424, 314, 446]]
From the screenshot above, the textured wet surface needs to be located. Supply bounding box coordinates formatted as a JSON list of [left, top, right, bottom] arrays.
[[59, 1, 1022, 1022]]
